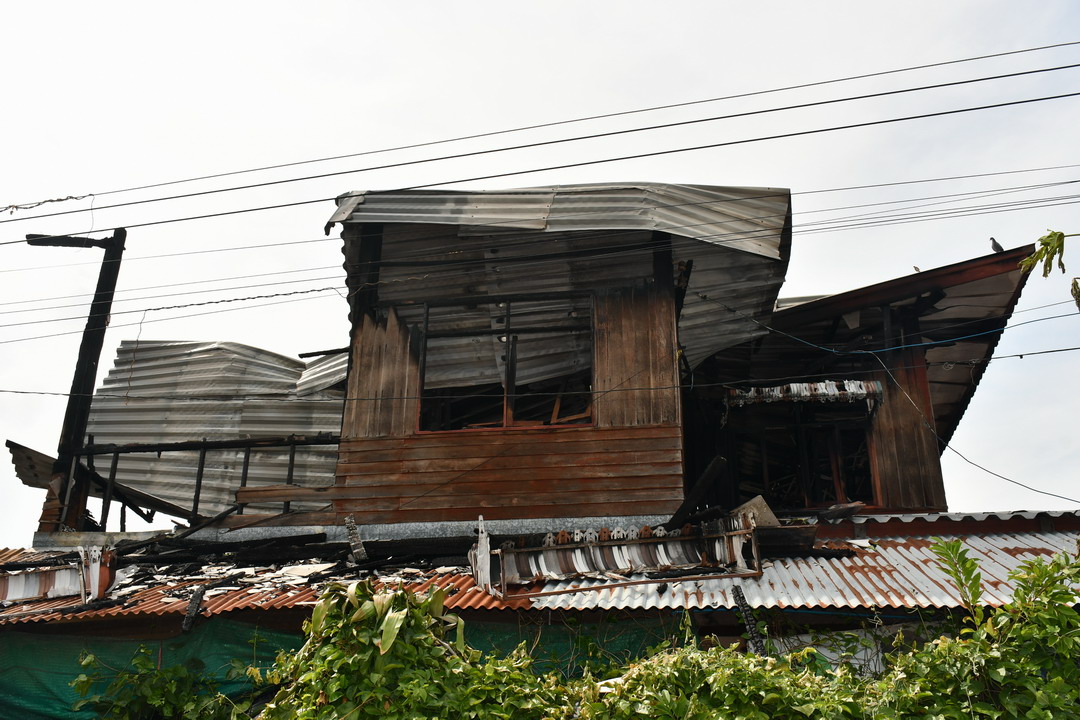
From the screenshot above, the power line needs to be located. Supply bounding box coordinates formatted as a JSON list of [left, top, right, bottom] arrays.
[[0, 263, 342, 309], [2, 343, 1078, 404], [6, 40, 1078, 214], [0, 189, 1066, 332], [870, 353, 1080, 504], [3, 88, 1079, 247], [7, 61, 1080, 228], [4, 160, 1076, 278], [0, 290, 344, 347]]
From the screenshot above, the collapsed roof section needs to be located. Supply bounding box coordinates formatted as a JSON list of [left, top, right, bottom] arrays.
[[1, 511, 1076, 631], [717, 246, 1032, 446], [327, 183, 794, 368], [80, 342, 343, 518]]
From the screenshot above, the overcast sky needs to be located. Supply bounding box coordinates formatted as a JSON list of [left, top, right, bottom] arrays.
[[0, 2, 1077, 548]]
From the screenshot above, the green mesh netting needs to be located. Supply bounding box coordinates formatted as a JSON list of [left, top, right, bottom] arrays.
[[0, 618, 302, 720], [465, 614, 681, 677]]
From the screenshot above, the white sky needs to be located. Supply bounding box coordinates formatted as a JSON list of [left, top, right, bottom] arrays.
[[0, 2, 1077, 549]]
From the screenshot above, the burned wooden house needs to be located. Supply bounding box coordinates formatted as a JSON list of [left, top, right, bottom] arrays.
[[13, 182, 1035, 540], [3, 182, 1067, 719]]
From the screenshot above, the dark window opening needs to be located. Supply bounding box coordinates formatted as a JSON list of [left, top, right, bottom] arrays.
[[419, 299, 593, 431], [722, 402, 874, 510]]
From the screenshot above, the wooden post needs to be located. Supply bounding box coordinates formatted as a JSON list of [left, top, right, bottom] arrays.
[[27, 229, 126, 532]]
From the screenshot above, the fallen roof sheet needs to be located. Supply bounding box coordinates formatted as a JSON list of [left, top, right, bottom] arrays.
[[330, 183, 793, 368], [0, 562, 532, 625], [1, 524, 1075, 626], [523, 530, 1079, 611]]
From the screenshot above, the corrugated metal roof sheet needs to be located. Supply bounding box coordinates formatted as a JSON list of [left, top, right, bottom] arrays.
[[525, 531, 1079, 611], [1, 525, 1071, 625], [84, 341, 344, 516], [0, 549, 65, 566], [841, 510, 1078, 524], [330, 184, 789, 260], [332, 184, 792, 368], [0, 565, 530, 625]]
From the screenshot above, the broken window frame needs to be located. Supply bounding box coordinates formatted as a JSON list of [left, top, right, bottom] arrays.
[[722, 398, 878, 511], [415, 293, 595, 432]]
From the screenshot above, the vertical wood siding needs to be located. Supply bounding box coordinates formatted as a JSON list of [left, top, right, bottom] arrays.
[[593, 285, 681, 428], [341, 309, 420, 440], [333, 278, 686, 524], [868, 349, 947, 511]]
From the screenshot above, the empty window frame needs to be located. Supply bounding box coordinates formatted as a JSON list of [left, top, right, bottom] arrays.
[[724, 402, 874, 510], [418, 296, 594, 431]]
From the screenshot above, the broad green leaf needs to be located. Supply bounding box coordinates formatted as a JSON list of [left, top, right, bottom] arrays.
[[377, 609, 408, 655]]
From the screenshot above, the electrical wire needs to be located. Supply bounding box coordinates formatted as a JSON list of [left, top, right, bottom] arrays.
[[4, 159, 1077, 279], [2, 340, 1078, 404], [6, 40, 1078, 214], [6, 61, 1080, 229], [4, 88, 1079, 247], [869, 353, 1080, 504]]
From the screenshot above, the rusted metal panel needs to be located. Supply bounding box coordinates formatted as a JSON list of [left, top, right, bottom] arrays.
[[0, 566, 532, 625], [526, 530, 1080, 611]]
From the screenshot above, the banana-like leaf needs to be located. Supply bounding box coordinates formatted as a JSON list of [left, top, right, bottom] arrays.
[[428, 588, 446, 619], [310, 598, 329, 636], [372, 591, 393, 620], [346, 581, 363, 609], [351, 599, 376, 624], [377, 609, 408, 655]]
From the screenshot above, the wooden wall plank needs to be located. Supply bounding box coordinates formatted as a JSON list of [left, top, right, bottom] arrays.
[[868, 348, 947, 511], [333, 424, 685, 524], [338, 499, 683, 525]]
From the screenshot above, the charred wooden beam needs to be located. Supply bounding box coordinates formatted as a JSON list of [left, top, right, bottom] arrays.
[[661, 455, 728, 530], [83, 433, 339, 455], [28, 229, 126, 531], [383, 289, 593, 309]]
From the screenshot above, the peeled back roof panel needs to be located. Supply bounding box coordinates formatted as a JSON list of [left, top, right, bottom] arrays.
[[330, 183, 791, 260]]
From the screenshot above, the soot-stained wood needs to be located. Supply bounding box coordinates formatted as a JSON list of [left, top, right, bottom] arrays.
[[333, 425, 684, 524], [868, 346, 946, 511]]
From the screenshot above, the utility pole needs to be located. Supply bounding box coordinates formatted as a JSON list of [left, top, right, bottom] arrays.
[[27, 228, 126, 532]]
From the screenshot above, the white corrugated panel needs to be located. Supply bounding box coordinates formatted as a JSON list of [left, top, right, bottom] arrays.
[[527, 531, 1080, 611], [334, 183, 792, 370], [332, 184, 789, 259], [86, 341, 344, 517]]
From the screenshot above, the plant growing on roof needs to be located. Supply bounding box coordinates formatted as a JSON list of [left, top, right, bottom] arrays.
[[1020, 229, 1080, 310]]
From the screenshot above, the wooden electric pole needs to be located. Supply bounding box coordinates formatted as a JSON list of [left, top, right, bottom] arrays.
[[27, 228, 126, 532]]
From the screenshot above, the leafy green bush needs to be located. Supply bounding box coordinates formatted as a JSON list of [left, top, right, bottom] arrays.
[[258, 580, 555, 719], [75, 541, 1080, 719], [71, 646, 249, 720]]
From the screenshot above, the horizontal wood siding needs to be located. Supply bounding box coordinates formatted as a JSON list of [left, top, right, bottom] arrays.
[[593, 285, 681, 428], [332, 425, 684, 524]]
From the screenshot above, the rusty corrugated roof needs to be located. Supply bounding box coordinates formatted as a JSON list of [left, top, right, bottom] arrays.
[[522, 530, 1080, 611], [1, 520, 1074, 626], [0, 564, 532, 626]]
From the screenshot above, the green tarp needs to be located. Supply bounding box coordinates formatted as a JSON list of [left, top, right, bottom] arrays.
[[0, 619, 302, 720]]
